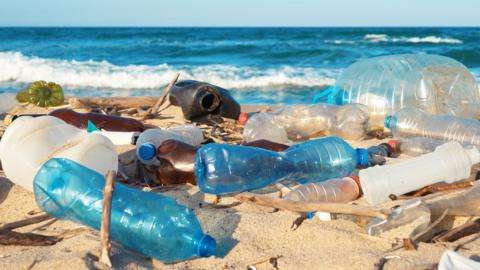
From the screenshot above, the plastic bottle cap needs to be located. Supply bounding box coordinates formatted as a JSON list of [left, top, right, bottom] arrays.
[[384, 115, 397, 129], [138, 143, 157, 160], [238, 112, 249, 125], [387, 140, 398, 152], [356, 148, 370, 167], [197, 234, 216, 257], [305, 212, 315, 219]]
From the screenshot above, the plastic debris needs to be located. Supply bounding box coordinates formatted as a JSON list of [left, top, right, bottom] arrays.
[[438, 250, 480, 270], [16, 80, 65, 107]]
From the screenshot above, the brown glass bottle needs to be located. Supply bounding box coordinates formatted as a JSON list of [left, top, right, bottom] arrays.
[[49, 108, 145, 132], [154, 139, 289, 186]]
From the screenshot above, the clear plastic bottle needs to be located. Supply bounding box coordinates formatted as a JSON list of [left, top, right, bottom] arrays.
[[34, 158, 216, 263], [242, 103, 370, 144], [0, 116, 118, 192], [136, 125, 204, 165], [284, 177, 360, 203], [313, 54, 480, 129], [195, 137, 369, 194], [0, 93, 18, 114], [388, 138, 447, 156], [359, 141, 480, 205], [385, 108, 480, 147]]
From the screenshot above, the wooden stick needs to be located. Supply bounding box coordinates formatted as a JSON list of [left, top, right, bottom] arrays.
[[69, 97, 158, 110], [235, 192, 390, 219], [410, 180, 474, 197], [435, 218, 480, 243], [99, 171, 115, 268], [144, 73, 180, 118], [0, 214, 53, 233]]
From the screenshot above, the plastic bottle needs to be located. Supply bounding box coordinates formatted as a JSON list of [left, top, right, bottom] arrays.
[[136, 125, 204, 165], [0, 116, 118, 192], [0, 93, 18, 114], [16, 80, 65, 107], [284, 176, 361, 203], [313, 54, 480, 129], [242, 103, 369, 144], [359, 141, 480, 205], [195, 137, 369, 194], [385, 108, 480, 147], [388, 138, 447, 156], [34, 158, 215, 263], [49, 108, 145, 132]]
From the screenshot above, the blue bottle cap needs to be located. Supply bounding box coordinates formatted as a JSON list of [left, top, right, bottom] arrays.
[[197, 234, 216, 257], [306, 212, 315, 219], [138, 143, 156, 160], [356, 148, 370, 167], [384, 115, 397, 129]]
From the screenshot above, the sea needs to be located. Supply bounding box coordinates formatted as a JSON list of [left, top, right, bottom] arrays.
[[0, 27, 479, 104]]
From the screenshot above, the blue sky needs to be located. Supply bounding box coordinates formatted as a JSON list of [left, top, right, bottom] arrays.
[[0, 0, 479, 27]]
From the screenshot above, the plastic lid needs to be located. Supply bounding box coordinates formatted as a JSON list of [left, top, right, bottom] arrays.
[[305, 212, 315, 219], [238, 112, 249, 126], [384, 115, 397, 129], [387, 140, 398, 153], [197, 234, 216, 257], [138, 143, 157, 160], [356, 148, 370, 167]]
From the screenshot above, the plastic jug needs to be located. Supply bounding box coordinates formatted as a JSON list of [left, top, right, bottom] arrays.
[[0, 93, 18, 114], [0, 116, 118, 192], [385, 108, 480, 147], [314, 54, 480, 129], [359, 141, 480, 205], [284, 176, 360, 203], [136, 125, 204, 165], [242, 103, 369, 144], [34, 158, 216, 263], [195, 137, 369, 194]]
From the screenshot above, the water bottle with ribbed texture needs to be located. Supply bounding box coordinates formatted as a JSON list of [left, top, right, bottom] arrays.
[[313, 54, 480, 129], [388, 138, 447, 156], [136, 125, 204, 165], [284, 177, 360, 203], [242, 103, 369, 144], [34, 158, 216, 263], [195, 137, 369, 194], [385, 108, 480, 147]]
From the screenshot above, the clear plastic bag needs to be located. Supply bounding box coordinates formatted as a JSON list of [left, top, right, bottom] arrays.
[[314, 54, 480, 129]]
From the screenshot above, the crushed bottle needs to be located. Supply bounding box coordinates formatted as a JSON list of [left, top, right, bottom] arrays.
[[34, 158, 216, 263], [242, 103, 369, 144], [385, 108, 480, 147], [313, 54, 480, 129], [195, 137, 370, 194]]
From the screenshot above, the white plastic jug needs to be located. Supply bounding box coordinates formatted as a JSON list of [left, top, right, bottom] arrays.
[[136, 125, 204, 165], [359, 141, 480, 205], [0, 116, 118, 192]]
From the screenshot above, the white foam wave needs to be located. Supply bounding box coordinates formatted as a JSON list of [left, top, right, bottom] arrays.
[[364, 34, 463, 44], [0, 52, 336, 90]]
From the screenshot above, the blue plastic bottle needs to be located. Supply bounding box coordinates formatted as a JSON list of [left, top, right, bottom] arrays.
[[33, 158, 216, 263], [195, 137, 369, 194]]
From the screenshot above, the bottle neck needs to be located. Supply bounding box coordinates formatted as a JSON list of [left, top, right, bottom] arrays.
[[356, 148, 370, 167]]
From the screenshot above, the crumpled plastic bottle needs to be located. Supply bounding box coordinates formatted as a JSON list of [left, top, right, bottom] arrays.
[[284, 177, 361, 203], [313, 54, 480, 129], [34, 158, 216, 263], [195, 137, 370, 194], [385, 108, 480, 147], [242, 103, 370, 144]]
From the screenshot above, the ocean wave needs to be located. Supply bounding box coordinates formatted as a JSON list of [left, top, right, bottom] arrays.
[[364, 34, 463, 44], [0, 52, 336, 89]]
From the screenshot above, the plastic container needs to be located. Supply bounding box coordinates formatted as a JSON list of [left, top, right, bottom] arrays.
[[136, 125, 204, 165], [385, 108, 480, 147], [313, 54, 480, 129], [284, 176, 360, 203], [242, 103, 369, 144], [34, 158, 215, 263], [0, 93, 18, 114], [91, 130, 138, 145], [359, 141, 480, 205], [388, 138, 447, 156], [16, 80, 65, 107], [0, 116, 118, 192], [195, 137, 369, 194]]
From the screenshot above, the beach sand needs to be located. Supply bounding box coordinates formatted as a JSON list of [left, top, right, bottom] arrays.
[[1, 103, 479, 270]]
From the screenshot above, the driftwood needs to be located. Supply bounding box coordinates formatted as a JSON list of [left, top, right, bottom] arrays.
[[235, 192, 390, 219], [435, 218, 480, 243], [99, 171, 115, 267], [0, 214, 53, 232], [145, 73, 180, 118], [0, 213, 58, 246], [69, 96, 157, 110]]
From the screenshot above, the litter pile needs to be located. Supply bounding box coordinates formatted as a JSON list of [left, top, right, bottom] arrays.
[[1, 54, 480, 269]]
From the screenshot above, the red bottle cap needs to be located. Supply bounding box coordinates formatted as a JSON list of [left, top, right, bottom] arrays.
[[238, 112, 249, 126], [387, 139, 398, 152]]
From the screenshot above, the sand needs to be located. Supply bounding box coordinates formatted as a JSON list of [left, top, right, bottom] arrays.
[[1, 103, 479, 270]]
